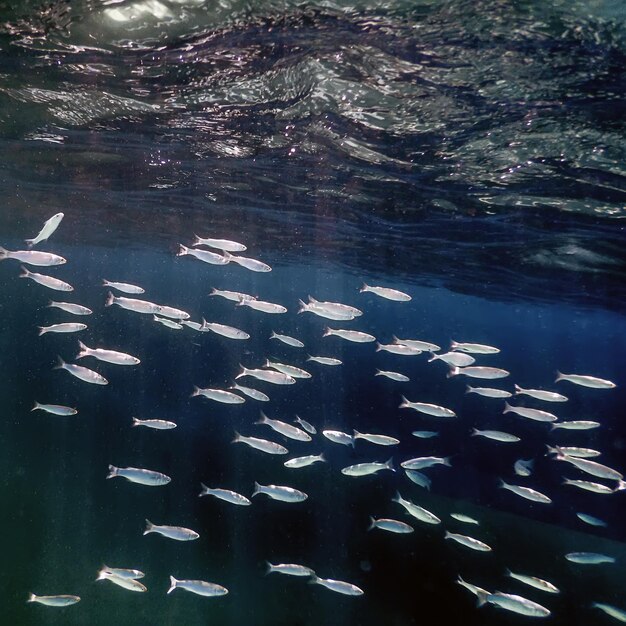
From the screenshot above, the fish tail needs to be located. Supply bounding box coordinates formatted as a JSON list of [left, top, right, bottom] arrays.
[[444, 531, 451, 539], [297, 299, 308, 314], [167, 576, 178, 594], [37, 326, 46, 336], [446, 366, 459, 378], [398, 395, 410, 409], [307, 574, 321, 586], [450, 339, 458, 349], [385, 457, 395, 472], [0, 246, 8, 260], [53, 355, 65, 370], [26, 593, 36, 603], [352, 429, 361, 439], [475, 590, 489, 608], [222, 250, 233, 262], [322, 327, 332, 337], [319, 452, 327, 463], [190, 385, 201, 398], [143, 519, 154, 535], [545, 445, 558, 456], [104, 291, 115, 307], [497, 478, 507, 489], [31, 401, 40, 412], [391, 490, 402, 504], [502, 401, 512, 414], [106, 465, 118, 479], [514, 384, 522, 394], [198, 483, 209, 497], [235, 365, 246, 380], [192, 234, 202, 246], [176, 244, 188, 257], [307, 295, 317, 303], [270, 331, 277, 339], [374, 342, 382, 352], [427, 352, 438, 362], [232, 431, 241, 444], [359, 283, 369, 293], [465, 385, 473, 394], [367, 516, 376, 531], [131, 417, 140, 427], [256, 411, 268, 425], [24, 238, 35, 248], [18, 265, 30, 278], [470, 428, 479, 436], [264, 562, 274, 575], [76, 339, 89, 359], [374, 369, 382, 376], [251, 481, 261, 497], [208, 288, 218, 297], [443, 457, 452, 467]]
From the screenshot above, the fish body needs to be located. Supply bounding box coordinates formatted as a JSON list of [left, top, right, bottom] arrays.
[[96, 570, 147, 592], [565, 552, 615, 564], [322, 430, 354, 447], [359, 284, 411, 301], [478, 591, 550, 617], [229, 384, 269, 402], [132, 417, 177, 430], [445, 531, 492, 552], [153, 315, 183, 329], [550, 449, 622, 481], [284, 454, 326, 469], [411, 430, 439, 439], [0, 247, 65, 266], [392, 492, 440, 524], [506, 570, 559, 594], [156, 305, 190, 320], [193, 236, 246, 252], [32, 401, 77, 416], [298, 300, 356, 320], [375, 369, 409, 382], [264, 360, 311, 379], [376, 342, 422, 355], [107, 465, 171, 486], [270, 332, 304, 347], [555, 372, 616, 389], [20, 267, 73, 291], [353, 431, 399, 446], [456, 576, 490, 598], [499, 479, 551, 503], [181, 320, 204, 331], [202, 321, 249, 339], [294, 415, 317, 434], [224, 251, 271, 272], [38, 323, 86, 336], [167, 576, 228, 597], [25, 212, 64, 247], [562, 478, 615, 494], [472, 428, 520, 443], [341, 458, 395, 477], [551, 420, 600, 431], [429, 352, 475, 367], [76, 340, 140, 365], [307, 355, 342, 366], [191, 386, 245, 404], [143, 519, 199, 541], [27, 593, 80, 607], [323, 327, 376, 343], [101, 566, 144, 580], [368, 517, 413, 533], [450, 514, 479, 525], [514, 458, 534, 477], [450, 340, 500, 354], [466, 386, 512, 398], [177, 244, 229, 265], [309, 575, 364, 596], [48, 301, 92, 315], [592, 603, 626, 622], [209, 288, 257, 302], [307, 296, 362, 317], [252, 482, 308, 502], [401, 456, 450, 470], [503, 402, 557, 423], [393, 336, 440, 352], [576, 512, 607, 527], [405, 470, 431, 490], [199, 484, 251, 505], [233, 432, 288, 455], [256, 412, 311, 441], [514, 385, 567, 402], [105, 292, 159, 314], [449, 366, 509, 379], [237, 366, 295, 385], [546, 445, 600, 458], [266, 563, 315, 576], [399, 397, 456, 418], [102, 279, 145, 294], [54, 356, 108, 385]]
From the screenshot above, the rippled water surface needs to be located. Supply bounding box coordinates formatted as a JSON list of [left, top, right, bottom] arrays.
[[1, 1, 625, 625]]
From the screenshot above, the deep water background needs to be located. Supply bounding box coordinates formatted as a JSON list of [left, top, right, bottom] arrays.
[[0, 0, 625, 624]]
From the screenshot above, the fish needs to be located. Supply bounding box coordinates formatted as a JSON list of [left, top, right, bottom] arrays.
[[237, 298, 287, 314], [252, 482, 308, 502], [353, 430, 400, 446], [549, 449, 623, 481], [191, 386, 245, 404], [450, 340, 500, 354], [100, 566, 144, 580], [576, 512, 607, 527], [193, 235, 246, 252], [322, 430, 354, 447], [392, 492, 441, 524], [466, 386, 512, 398], [176, 243, 229, 265], [27, 593, 80, 607], [503, 402, 557, 422], [153, 315, 183, 329], [323, 327, 376, 343], [399, 397, 456, 418], [450, 514, 479, 525], [306, 355, 342, 366], [199, 484, 251, 505], [591, 603, 626, 622], [308, 575, 364, 596], [429, 352, 475, 367], [555, 371, 616, 389], [229, 384, 269, 402], [25, 212, 64, 247], [471, 428, 520, 443], [405, 470, 431, 490], [143, 519, 199, 541], [565, 552, 615, 564], [209, 287, 257, 302], [96, 569, 147, 592], [223, 251, 271, 272], [341, 458, 395, 477], [476, 591, 550, 617], [32, 401, 77, 416], [563, 478, 615, 494], [232, 432, 288, 455], [167, 576, 228, 597], [448, 366, 510, 379], [392, 336, 440, 352], [76, 340, 140, 366], [375, 342, 423, 355], [105, 291, 160, 314], [47, 301, 92, 316], [514, 458, 534, 477], [102, 279, 145, 294], [411, 430, 439, 439], [38, 323, 86, 336], [368, 517, 414, 533], [270, 331, 304, 347], [294, 415, 317, 434], [256, 411, 311, 441], [297, 299, 357, 320], [506, 570, 559, 594], [263, 359, 311, 379], [106, 465, 171, 486], [155, 304, 190, 320], [550, 420, 601, 431], [181, 319, 204, 331], [375, 369, 410, 382], [19, 266, 73, 291], [0, 247, 65, 266], [401, 456, 451, 470], [131, 417, 177, 430], [284, 454, 327, 469], [266, 563, 315, 576], [444, 531, 492, 552], [359, 284, 411, 301], [54, 356, 108, 385], [306, 296, 362, 316], [202, 321, 250, 340], [546, 445, 601, 459], [456, 576, 490, 598], [514, 385, 568, 402], [236, 365, 295, 385], [498, 479, 551, 504]]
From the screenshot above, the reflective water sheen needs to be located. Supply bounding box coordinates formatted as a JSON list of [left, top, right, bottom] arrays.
[[0, 1, 625, 625]]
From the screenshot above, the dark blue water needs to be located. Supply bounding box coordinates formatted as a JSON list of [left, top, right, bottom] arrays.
[[0, 1, 625, 624]]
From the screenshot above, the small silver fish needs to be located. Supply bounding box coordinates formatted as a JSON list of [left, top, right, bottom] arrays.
[[411, 430, 439, 439], [209, 287, 257, 302], [264, 359, 311, 379], [266, 562, 315, 576], [47, 301, 92, 316], [466, 385, 512, 398], [450, 513, 479, 525], [448, 366, 509, 379], [392, 336, 440, 352], [565, 552, 615, 564], [550, 420, 601, 431], [32, 401, 77, 416], [270, 331, 304, 347], [450, 340, 500, 354], [405, 470, 431, 490], [237, 366, 295, 385], [456, 576, 490, 598], [20, 266, 73, 291], [477, 591, 550, 617], [591, 602, 626, 622], [105, 292, 159, 314], [555, 371, 616, 389], [576, 512, 607, 527], [309, 575, 364, 596], [323, 327, 376, 343], [106, 465, 171, 486], [237, 298, 287, 314], [224, 251, 271, 272], [256, 411, 311, 441], [506, 569, 559, 594], [429, 352, 475, 367], [341, 458, 395, 477], [54, 356, 108, 385], [546, 445, 600, 458], [167, 576, 228, 597], [307, 355, 342, 366], [101, 566, 144, 580], [550, 449, 623, 482], [562, 478, 614, 494], [229, 383, 269, 402], [392, 492, 440, 524], [96, 569, 147, 592], [252, 482, 308, 502], [199, 484, 251, 505], [471, 428, 520, 443], [202, 321, 249, 340], [191, 386, 245, 404], [156, 304, 190, 320], [368, 517, 413, 533], [232, 432, 288, 455], [353, 430, 399, 446], [76, 340, 140, 366], [305, 296, 362, 318], [359, 283, 411, 301], [38, 323, 87, 336], [514, 385, 567, 402], [294, 415, 317, 434], [0, 247, 65, 266], [498, 479, 551, 504], [143, 519, 199, 541], [27, 593, 80, 607], [131, 417, 176, 430], [322, 430, 354, 447], [153, 315, 183, 329], [503, 402, 557, 423], [284, 454, 327, 469], [401, 456, 451, 470], [193, 236, 246, 252], [375, 369, 410, 382], [399, 397, 456, 418], [177, 244, 229, 265], [445, 531, 491, 552], [102, 279, 145, 294], [24, 212, 64, 247], [376, 342, 422, 355], [181, 319, 204, 331]]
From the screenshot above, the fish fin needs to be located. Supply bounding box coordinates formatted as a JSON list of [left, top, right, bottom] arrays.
[[450, 340, 458, 349], [514, 384, 522, 394], [0, 246, 9, 260], [398, 395, 410, 409], [322, 327, 331, 337], [497, 478, 507, 489], [190, 385, 201, 398], [443, 457, 452, 467], [104, 291, 115, 307], [319, 452, 327, 463], [470, 428, 479, 436], [31, 401, 40, 412], [222, 250, 233, 262], [106, 465, 117, 479], [367, 516, 376, 531], [444, 531, 451, 539], [251, 481, 261, 497], [37, 326, 46, 336], [353, 429, 361, 439], [192, 235, 202, 246], [475, 590, 489, 608], [143, 519, 153, 535], [502, 401, 512, 414], [446, 366, 459, 378], [504, 568, 512, 577], [75, 339, 88, 359], [167, 576, 178, 594], [235, 365, 245, 380], [385, 457, 395, 472], [307, 295, 317, 303], [555, 370, 564, 383], [199, 483, 209, 497], [256, 411, 268, 425], [297, 299, 308, 314], [264, 562, 274, 575], [131, 417, 140, 427], [232, 431, 241, 443], [545, 445, 557, 456], [465, 385, 473, 394], [176, 244, 188, 257], [18, 265, 30, 278], [374, 342, 382, 352], [53, 355, 65, 370], [26, 593, 36, 603], [24, 239, 36, 248], [392, 491, 402, 504]]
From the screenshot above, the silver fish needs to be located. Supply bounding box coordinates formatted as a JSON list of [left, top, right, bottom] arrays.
[[471, 428, 520, 443], [32, 401, 77, 416], [506, 569, 559, 594], [498, 479, 551, 504], [450, 514, 479, 525], [456, 576, 490, 598], [376, 342, 422, 355], [503, 402, 557, 423], [298, 299, 359, 320], [224, 251, 271, 272], [550, 449, 623, 481], [167, 576, 228, 597], [306, 355, 342, 366], [322, 430, 354, 447], [401, 456, 451, 470], [375, 369, 409, 382], [232, 432, 288, 455], [101, 566, 144, 580], [102, 279, 144, 294], [38, 323, 86, 336], [576, 512, 607, 527], [514, 458, 534, 477], [54, 356, 108, 385], [0, 247, 65, 266], [24, 212, 64, 247], [209, 287, 257, 302], [353, 430, 399, 446], [309, 575, 364, 596], [106, 465, 171, 486], [284, 453, 326, 469], [306, 296, 362, 317], [193, 235, 246, 252], [555, 371, 616, 389], [199, 484, 251, 505], [591, 603, 626, 622], [563, 478, 614, 494], [256, 411, 311, 441], [105, 291, 159, 314], [27, 593, 80, 607], [47, 301, 92, 316], [392, 492, 440, 524], [411, 430, 439, 439], [202, 321, 249, 340], [264, 360, 311, 379], [294, 415, 317, 434], [429, 351, 475, 367], [550, 420, 600, 431], [191, 386, 245, 404], [237, 298, 287, 314], [565, 552, 615, 564], [341, 458, 395, 477], [252, 482, 308, 502], [229, 384, 269, 402], [20, 266, 73, 291], [143, 519, 199, 541], [546, 445, 600, 458], [514, 385, 567, 402], [392, 336, 440, 352], [466, 385, 512, 398], [76, 340, 140, 366], [177, 244, 229, 265], [156, 304, 190, 320], [96, 569, 147, 592], [477, 591, 550, 617], [448, 366, 509, 379], [270, 331, 304, 347], [399, 397, 456, 418], [236, 365, 295, 385], [266, 562, 315, 576], [405, 470, 431, 490], [359, 283, 411, 301], [181, 320, 204, 331], [368, 517, 414, 533], [131, 417, 176, 430], [445, 531, 492, 552], [450, 340, 500, 354], [153, 315, 183, 329], [323, 327, 376, 343]]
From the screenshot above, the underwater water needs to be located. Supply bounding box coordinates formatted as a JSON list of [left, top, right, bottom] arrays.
[[0, 0, 625, 624]]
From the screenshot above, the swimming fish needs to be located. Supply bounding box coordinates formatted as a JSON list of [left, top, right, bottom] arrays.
[[546, 445, 601, 459], [298, 299, 357, 320], [405, 470, 431, 490], [252, 482, 308, 502], [449, 366, 509, 379], [322, 430, 354, 447], [591, 602, 626, 622], [506, 570, 559, 594], [476, 591, 550, 617], [106, 465, 171, 486], [294, 415, 317, 434], [471, 429, 520, 443], [306, 355, 342, 366], [284, 454, 326, 469], [498, 479, 551, 504], [401, 456, 451, 470], [550, 420, 600, 431], [353, 431, 400, 446], [444, 531, 492, 552], [153, 315, 183, 329], [514, 458, 534, 477], [229, 384, 270, 402], [232, 432, 288, 455], [256, 411, 311, 441], [392, 492, 440, 524], [155, 304, 190, 320], [76, 340, 140, 365], [38, 323, 86, 336], [263, 359, 311, 379], [143, 519, 199, 541], [376, 342, 422, 355], [576, 512, 607, 527], [562, 478, 614, 494], [25, 212, 64, 247], [132, 417, 177, 430], [549, 449, 623, 482], [100, 566, 145, 580], [503, 402, 557, 422], [466, 386, 512, 398], [199, 484, 251, 505], [177, 244, 229, 265], [308, 575, 364, 596], [237, 298, 287, 314], [392, 336, 440, 352], [223, 251, 271, 272], [565, 552, 615, 564], [323, 327, 376, 343], [0, 247, 65, 266], [359, 284, 411, 301], [191, 386, 245, 404], [27, 593, 80, 607], [429, 352, 475, 367], [270, 331, 304, 347], [209, 288, 257, 302], [105, 291, 160, 314], [514, 385, 567, 402], [102, 279, 145, 294], [411, 430, 439, 439], [96, 569, 147, 592], [32, 402, 77, 416], [555, 372, 616, 389], [450, 341, 500, 354], [341, 458, 395, 477], [266, 563, 315, 576], [20, 266, 73, 291], [202, 321, 250, 340], [375, 369, 410, 382], [399, 397, 456, 418], [54, 356, 108, 385], [236, 365, 295, 385], [47, 301, 92, 316], [368, 517, 414, 533], [450, 514, 479, 525], [167, 576, 228, 597], [193, 235, 246, 252]]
